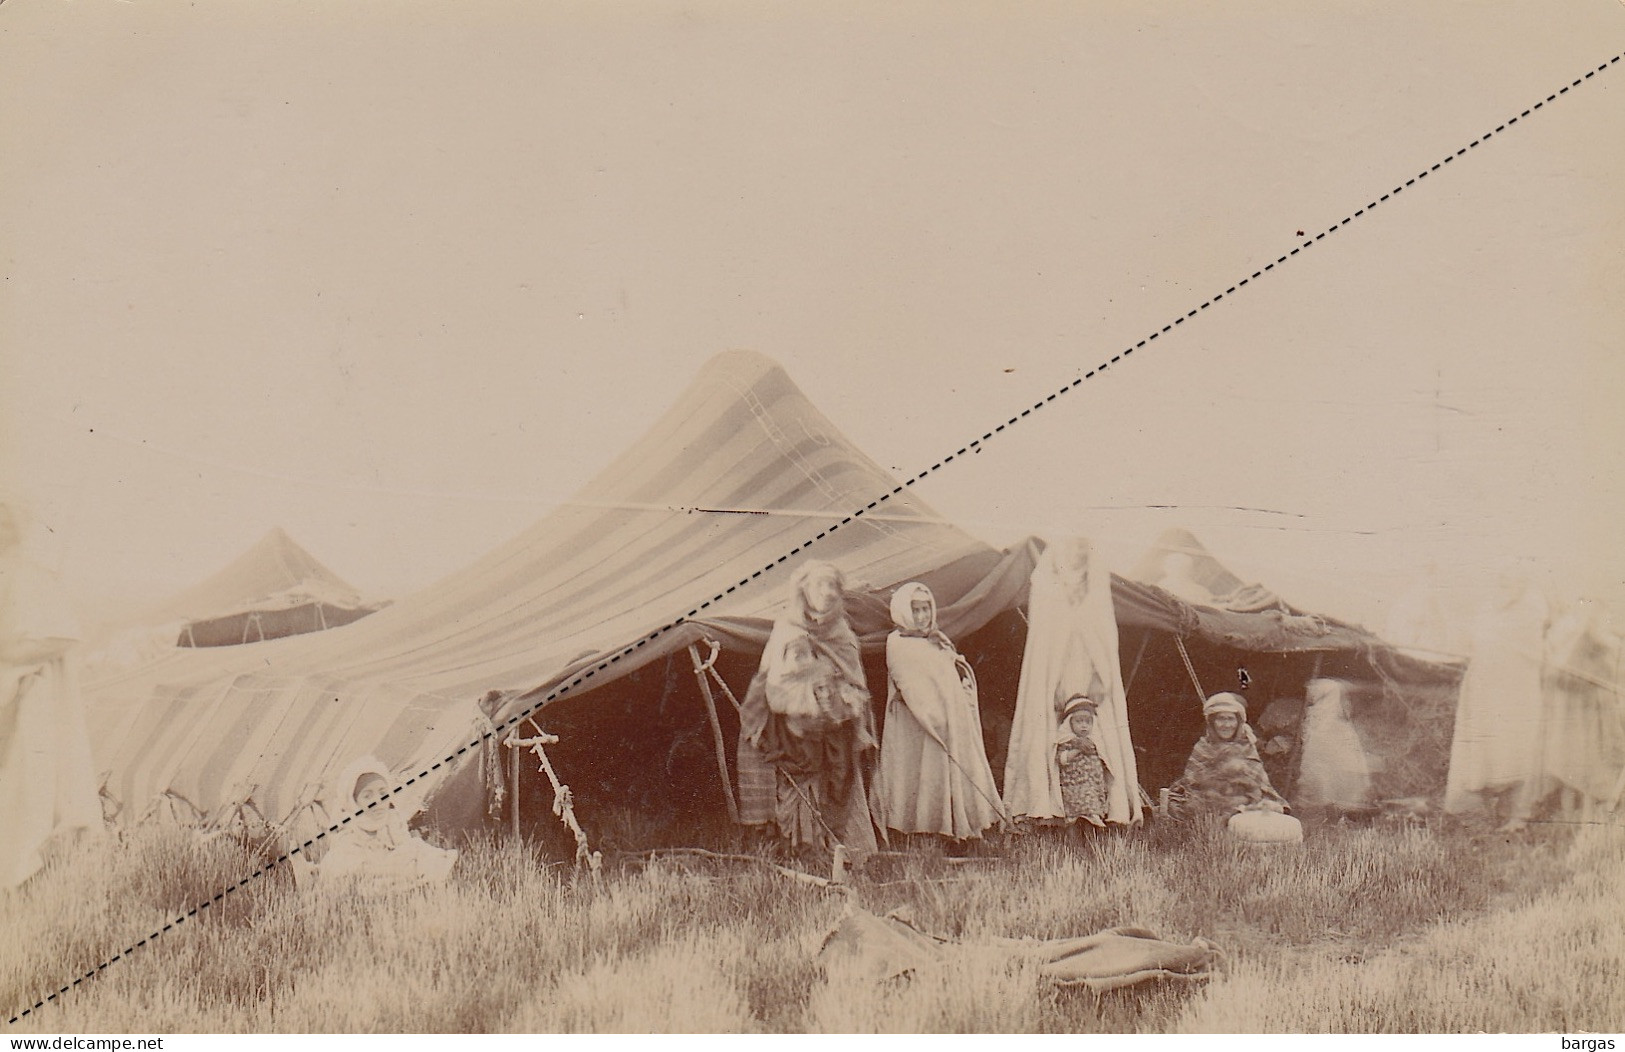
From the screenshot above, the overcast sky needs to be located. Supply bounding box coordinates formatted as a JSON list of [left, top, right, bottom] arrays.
[[3, 0, 1622, 637]]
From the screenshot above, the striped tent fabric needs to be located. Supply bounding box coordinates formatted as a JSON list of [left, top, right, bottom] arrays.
[[88, 350, 996, 832]]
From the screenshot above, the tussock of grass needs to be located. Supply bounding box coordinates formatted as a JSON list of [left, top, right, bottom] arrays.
[[2, 817, 1616, 1033], [806, 953, 1047, 1033], [1173, 825, 1625, 1033], [512, 932, 758, 1033]]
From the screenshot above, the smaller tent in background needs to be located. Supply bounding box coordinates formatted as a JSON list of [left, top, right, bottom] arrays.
[[143, 526, 382, 648], [1128, 527, 1288, 614], [1117, 528, 1464, 808], [82, 528, 384, 678]]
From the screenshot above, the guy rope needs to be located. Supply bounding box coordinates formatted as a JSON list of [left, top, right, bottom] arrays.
[[1173, 635, 1207, 704]]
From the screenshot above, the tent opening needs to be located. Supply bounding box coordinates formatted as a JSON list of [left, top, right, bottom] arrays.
[[428, 599, 1458, 857], [480, 612, 1033, 854]]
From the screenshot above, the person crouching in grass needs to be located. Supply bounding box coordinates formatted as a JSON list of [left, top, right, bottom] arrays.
[[313, 757, 458, 890]]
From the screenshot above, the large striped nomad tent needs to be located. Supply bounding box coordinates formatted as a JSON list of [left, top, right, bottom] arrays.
[[88, 350, 1031, 838], [88, 350, 1461, 845]]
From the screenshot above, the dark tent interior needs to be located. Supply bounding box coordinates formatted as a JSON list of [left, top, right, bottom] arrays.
[[473, 574, 1461, 855]]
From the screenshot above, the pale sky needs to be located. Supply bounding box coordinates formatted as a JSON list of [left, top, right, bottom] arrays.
[[3, 0, 1623, 638]]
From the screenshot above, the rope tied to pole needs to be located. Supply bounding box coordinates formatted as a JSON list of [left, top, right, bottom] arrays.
[[694, 638, 744, 714], [505, 730, 602, 879], [688, 642, 740, 824]]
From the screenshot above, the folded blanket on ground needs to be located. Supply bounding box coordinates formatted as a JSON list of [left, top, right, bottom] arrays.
[[816, 904, 1221, 992]]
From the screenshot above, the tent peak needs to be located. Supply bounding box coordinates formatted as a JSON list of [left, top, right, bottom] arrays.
[[695, 348, 789, 390], [1127, 527, 1247, 600], [137, 527, 365, 626]]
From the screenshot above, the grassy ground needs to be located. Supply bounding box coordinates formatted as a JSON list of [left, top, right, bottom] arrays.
[[2, 814, 1621, 1033]]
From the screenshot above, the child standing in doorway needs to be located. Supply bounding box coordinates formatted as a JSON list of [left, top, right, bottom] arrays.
[[1056, 694, 1109, 827]]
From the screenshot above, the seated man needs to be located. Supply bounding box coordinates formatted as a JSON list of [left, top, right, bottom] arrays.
[[1169, 692, 1291, 822], [314, 757, 457, 890]]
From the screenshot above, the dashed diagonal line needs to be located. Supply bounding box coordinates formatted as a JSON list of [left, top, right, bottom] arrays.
[[9, 48, 1621, 1028]]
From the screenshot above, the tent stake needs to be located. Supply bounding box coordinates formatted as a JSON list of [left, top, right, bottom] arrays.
[[689, 642, 740, 824]]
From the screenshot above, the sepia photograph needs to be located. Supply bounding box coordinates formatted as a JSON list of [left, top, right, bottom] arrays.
[[2, 0, 1623, 1038]]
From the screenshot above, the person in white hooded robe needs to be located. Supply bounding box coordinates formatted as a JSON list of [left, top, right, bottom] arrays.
[[1294, 678, 1374, 817], [876, 582, 1004, 841], [314, 756, 457, 890], [1444, 572, 1551, 826], [1004, 537, 1143, 827]]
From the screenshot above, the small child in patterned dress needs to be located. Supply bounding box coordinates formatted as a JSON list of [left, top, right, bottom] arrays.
[[1056, 694, 1109, 827]]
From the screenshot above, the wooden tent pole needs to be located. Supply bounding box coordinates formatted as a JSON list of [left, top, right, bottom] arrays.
[[507, 732, 602, 879], [1123, 632, 1151, 696], [510, 733, 522, 839], [689, 643, 740, 824]]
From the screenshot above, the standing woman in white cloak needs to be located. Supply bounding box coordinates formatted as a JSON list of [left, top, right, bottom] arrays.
[[1444, 572, 1551, 827], [1294, 678, 1373, 817], [0, 504, 102, 889], [877, 582, 1004, 842], [1004, 537, 1143, 827]]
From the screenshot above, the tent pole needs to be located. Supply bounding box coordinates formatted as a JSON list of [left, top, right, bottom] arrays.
[[1124, 632, 1150, 696], [508, 732, 603, 878], [689, 643, 740, 824], [510, 733, 522, 840]]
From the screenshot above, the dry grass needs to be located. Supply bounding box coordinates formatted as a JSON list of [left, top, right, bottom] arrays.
[[2, 815, 1620, 1033], [1173, 824, 1625, 1033]]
